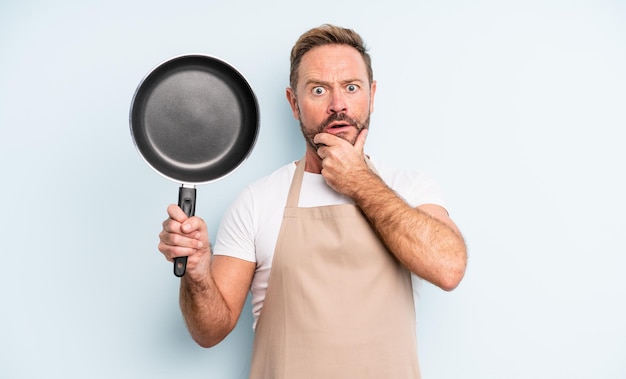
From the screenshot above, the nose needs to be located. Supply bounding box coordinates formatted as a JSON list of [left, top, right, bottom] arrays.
[[328, 91, 347, 114]]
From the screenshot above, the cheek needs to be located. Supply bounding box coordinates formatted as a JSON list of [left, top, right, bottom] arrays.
[[298, 102, 323, 123]]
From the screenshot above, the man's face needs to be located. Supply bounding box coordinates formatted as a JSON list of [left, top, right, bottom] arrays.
[[286, 44, 376, 150]]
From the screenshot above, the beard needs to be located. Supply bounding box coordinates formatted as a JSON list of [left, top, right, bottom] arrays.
[[299, 110, 371, 151]]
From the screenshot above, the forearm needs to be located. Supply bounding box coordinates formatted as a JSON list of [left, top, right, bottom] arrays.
[[351, 173, 467, 291], [179, 274, 233, 348]]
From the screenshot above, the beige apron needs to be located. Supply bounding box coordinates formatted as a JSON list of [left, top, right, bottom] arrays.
[[249, 159, 421, 379]]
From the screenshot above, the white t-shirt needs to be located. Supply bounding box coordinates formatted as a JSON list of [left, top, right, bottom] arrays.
[[213, 158, 447, 328]]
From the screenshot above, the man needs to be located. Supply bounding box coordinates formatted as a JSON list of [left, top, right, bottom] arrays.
[[158, 24, 467, 378]]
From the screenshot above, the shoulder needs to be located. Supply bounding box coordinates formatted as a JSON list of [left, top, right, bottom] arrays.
[[229, 161, 295, 217], [369, 158, 446, 208], [247, 162, 295, 194], [213, 162, 295, 261]]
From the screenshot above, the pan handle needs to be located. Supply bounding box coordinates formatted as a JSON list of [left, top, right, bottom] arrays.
[[175, 185, 196, 277]]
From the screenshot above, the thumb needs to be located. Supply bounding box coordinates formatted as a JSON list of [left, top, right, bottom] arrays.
[[166, 204, 189, 223]]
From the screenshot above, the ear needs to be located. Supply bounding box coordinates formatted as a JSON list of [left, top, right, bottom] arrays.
[[369, 80, 377, 114], [285, 87, 300, 120]]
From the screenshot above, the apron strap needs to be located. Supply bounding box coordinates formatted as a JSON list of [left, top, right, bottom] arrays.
[[287, 156, 380, 208], [285, 159, 306, 208]]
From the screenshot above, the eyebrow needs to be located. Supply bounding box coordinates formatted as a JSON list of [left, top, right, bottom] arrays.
[[304, 78, 365, 87]]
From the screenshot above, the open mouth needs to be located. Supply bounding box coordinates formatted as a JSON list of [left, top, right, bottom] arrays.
[[320, 113, 359, 136], [325, 122, 353, 132]]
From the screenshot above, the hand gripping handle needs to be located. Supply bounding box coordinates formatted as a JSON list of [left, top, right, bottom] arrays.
[[174, 186, 196, 277]]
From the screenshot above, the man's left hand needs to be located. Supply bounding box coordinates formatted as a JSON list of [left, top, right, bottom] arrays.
[[313, 128, 374, 197]]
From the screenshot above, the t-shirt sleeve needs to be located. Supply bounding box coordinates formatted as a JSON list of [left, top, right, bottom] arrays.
[[212, 186, 257, 263], [391, 169, 447, 209]]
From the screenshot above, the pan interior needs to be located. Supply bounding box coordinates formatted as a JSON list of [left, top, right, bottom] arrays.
[[131, 55, 258, 184]]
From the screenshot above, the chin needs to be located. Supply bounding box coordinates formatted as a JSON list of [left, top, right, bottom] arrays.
[[336, 132, 358, 145]]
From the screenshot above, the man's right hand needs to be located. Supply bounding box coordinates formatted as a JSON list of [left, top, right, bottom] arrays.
[[158, 205, 255, 348], [158, 204, 212, 279]]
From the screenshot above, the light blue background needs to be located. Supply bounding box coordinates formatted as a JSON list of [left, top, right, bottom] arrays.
[[1, 0, 625, 378]]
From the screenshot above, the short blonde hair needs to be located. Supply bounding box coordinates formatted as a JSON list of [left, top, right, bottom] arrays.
[[289, 24, 373, 90]]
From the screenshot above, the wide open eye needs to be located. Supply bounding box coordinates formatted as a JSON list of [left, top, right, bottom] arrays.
[[346, 84, 358, 93], [312, 86, 326, 95]]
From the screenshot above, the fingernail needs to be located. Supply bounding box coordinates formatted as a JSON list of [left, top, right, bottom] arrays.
[[182, 223, 191, 232]]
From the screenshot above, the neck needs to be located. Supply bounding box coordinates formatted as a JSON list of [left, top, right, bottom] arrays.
[[304, 146, 323, 174]]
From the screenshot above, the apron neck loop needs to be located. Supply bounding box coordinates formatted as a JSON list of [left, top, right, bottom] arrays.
[[286, 158, 307, 208]]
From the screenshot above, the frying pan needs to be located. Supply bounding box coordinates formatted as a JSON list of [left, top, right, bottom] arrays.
[[130, 54, 259, 277]]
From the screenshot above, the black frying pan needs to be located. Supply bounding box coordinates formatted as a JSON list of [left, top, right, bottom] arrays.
[[130, 54, 259, 277]]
